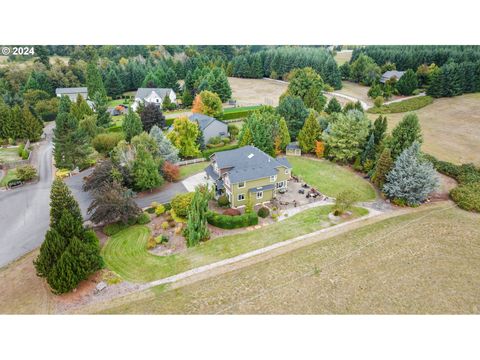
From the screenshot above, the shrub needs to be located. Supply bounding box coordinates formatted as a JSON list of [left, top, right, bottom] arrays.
[[171, 192, 195, 218], [146, 207, 155, 214], [21, 149, 30, 159], [92, 133, 124, 155], [206, 211, 258, 229], [155, 234, 169, 244], [374, 96, 384, 108], [217, 194, 230, 207], [162, 161, 180, 182], [450, 183, 480, 212], [208, 136, 222, 145], [222, 208, 241, 216], [202, 144, 239, 159], [136, 212, 151, 225], [155, 204, 166, 216], [103, 222, 128, 236], [16, 165, 37, 181], [257, 206, 270, 218], [164, 202, 172, 211], [146, 236, 156, 249], [161, 221, 169, 230]]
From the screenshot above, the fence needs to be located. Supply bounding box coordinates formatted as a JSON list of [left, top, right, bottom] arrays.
[[177, 158, 207, 166]]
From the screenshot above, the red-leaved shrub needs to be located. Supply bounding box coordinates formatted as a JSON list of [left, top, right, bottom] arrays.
[[162, 161, 180, 182]]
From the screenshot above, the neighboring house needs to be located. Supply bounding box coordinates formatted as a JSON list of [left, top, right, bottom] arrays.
[[55, 87, 94, 109], [380, 70, 405, 84], [286, 142, 301, 156], [131, 88, 176, 111], [205, 145, 292, 208], [189, 113, 229, 143]]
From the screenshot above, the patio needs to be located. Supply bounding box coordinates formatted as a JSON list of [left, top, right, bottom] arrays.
[[271, 178, 331, 211]]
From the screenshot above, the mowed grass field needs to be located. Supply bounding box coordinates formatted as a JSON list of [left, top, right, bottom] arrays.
[[334, 50, 352, 65], [0, 147, 21, 163], [102, 205, 368, 283], [179, 161, 207, 179], [95, 204, 480, 314], [288, 156, 376, 201], [228, 77, 287, 106], [367, 93, 480, 165]]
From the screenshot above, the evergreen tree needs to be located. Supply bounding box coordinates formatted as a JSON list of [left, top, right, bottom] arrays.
[[185, 186, 211, 247], [132, 146, 163, 191], [390, 112, 423, 159], [373, 115, 387, 146], [277, 117, 291, 150], [49, 178, 83, 228], [34, 228, 67, 278], [396, 69, 418, 96], [21, 105, 43, 141], [9, 105, 23, 140], [371, 147, 393, 189], [71, 94, 93, 122], [209, 67, 232, 102], [383, 142, 439, 205], [122, 108, 143, 142], [105, 68, 123, 98], [325, 97, 342, 114], [426, 68, 443, 97], [142, 71, 161, 88], [298, 110, 322, 153], [86, 62, 107, 100], [286, 67, 325, 112], [140, 102, 166, 132], [367, 83, 383, 99], [162, 68, 180, 93], [361, 133, 376, 166], [58, 95, 72, 114], [0, 100, 12, 139], [238, 125, 253, 147], [167, 116, 200, 158], [149, 125, 179, 163], [276, 95, 308, 140], [92, 93, 111, 128]]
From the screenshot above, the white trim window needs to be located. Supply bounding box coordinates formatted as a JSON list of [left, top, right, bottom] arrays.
[[238, 194, 245, 201], [270, 175, 277, 182], [256, 191, 263, 200], [276, 181, 285, 189], [238, 181, 245, 188]]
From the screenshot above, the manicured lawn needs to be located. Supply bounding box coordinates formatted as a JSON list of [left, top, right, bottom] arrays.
[[97, 204, 480, 314], [287, 156, 376, 201], [0, 168, 19, 187], [102, 205, 368, 283], [0, 147, 21, 163], [108, 99, 131, 108], [179, 162, 207, 179], [223, 105, 262, 113], [368, 96, 433, 114], [334, 50, 352, 65]]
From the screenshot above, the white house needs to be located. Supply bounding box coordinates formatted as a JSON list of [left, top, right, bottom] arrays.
[[131, 88, 177, 111]]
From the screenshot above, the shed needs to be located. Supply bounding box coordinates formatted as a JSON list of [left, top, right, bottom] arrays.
[[286, 142, 301, 156]]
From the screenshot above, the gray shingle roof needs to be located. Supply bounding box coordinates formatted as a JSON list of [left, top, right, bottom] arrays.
[[212, 146, 291, 184], [55, 87, 88, 95], [380, 70, 405, 83], [135, 88, 174, 100], [189, 113, 222, 131], [286, 142, 300, 150]]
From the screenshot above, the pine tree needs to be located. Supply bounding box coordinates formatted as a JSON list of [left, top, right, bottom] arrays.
[[49, 178, 83, 228], [162, 68, 180, 93], [141, 72, 161, 88], [383, 142, 439, 205], [86, 62, 107, 100], [373, 115, 387, 146], [238, 125, 253, 147], [396, 69, 418, 96], [105, 68, 123, 98], [277, 117, 291, 150], [122, 108, 143, 142], [371, 147, 393, 189], [298, 110, 322, 153], [390, 112, 423, 159], [71, 94, 93, 122], [9, 105, 23, 140], [132, 146, 163, 191], [361, 133, 376, 165], [149, 125, 179, 163], [34, 228, 67, 278], [185, 186, 210, 247], [21, 105, 43, 141], [325, 97, 342, 114]]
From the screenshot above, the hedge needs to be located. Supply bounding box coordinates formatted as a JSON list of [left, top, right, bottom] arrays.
[[219, 106, 262, 120], [202, 144, 239, 159], [367, 96, 433, 114], [206, 211, 258, 229], [423, 153, 480, 212]]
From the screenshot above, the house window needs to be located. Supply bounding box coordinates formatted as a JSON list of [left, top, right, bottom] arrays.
[[276, 181, 285, 189], [156, 98, 159, 103], [256, 191, 263, 200], [270, 175, 277, 182], [238, 194, 245, 201], [238, 182, 245, 188]]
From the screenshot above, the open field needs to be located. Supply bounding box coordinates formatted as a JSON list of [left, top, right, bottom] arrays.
[[0, 55, 69, 68], [102, 205, 368, 283], [336, 81, 373, 106], [334, 50, 352, 65], [96, 204, 480, 314], [228, 77, 287, 106], [0, 147, 21, 163], [288, 156, 376, 201], [367, 93, 480, 165]]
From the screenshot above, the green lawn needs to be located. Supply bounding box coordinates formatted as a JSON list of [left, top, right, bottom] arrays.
[[179, 162, 207, 179], [0, 169, 19, 187], [287, 156, 376, 201], [102, 205, 368, 283], [107, 99, 131, 108], [223, 105, 262, 113], [0, 147, 21, 163]]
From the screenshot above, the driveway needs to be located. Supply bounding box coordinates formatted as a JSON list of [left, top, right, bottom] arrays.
[[0, 124, 54, 268], [181, 171, 207, 192]]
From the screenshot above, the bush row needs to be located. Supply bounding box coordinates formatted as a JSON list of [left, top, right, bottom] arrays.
[[202, 144, 239, 159], [206, 211, 258, 229], [368, 96, 433, 114], [219, 109, 258, 121]]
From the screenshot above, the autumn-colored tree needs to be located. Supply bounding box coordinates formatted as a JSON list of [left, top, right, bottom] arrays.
[[191, 94, 203, 114], [274, 136, 282, 156], [314, 141, 325, 158], [162, 161, 180, 182]]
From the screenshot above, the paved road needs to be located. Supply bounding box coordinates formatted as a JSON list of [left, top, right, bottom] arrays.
[[0, 125, 54, 268]]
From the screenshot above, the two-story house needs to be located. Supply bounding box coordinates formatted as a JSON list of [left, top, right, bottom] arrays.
[[131, 88, 176, 111], [204, 146, 292, 208]]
